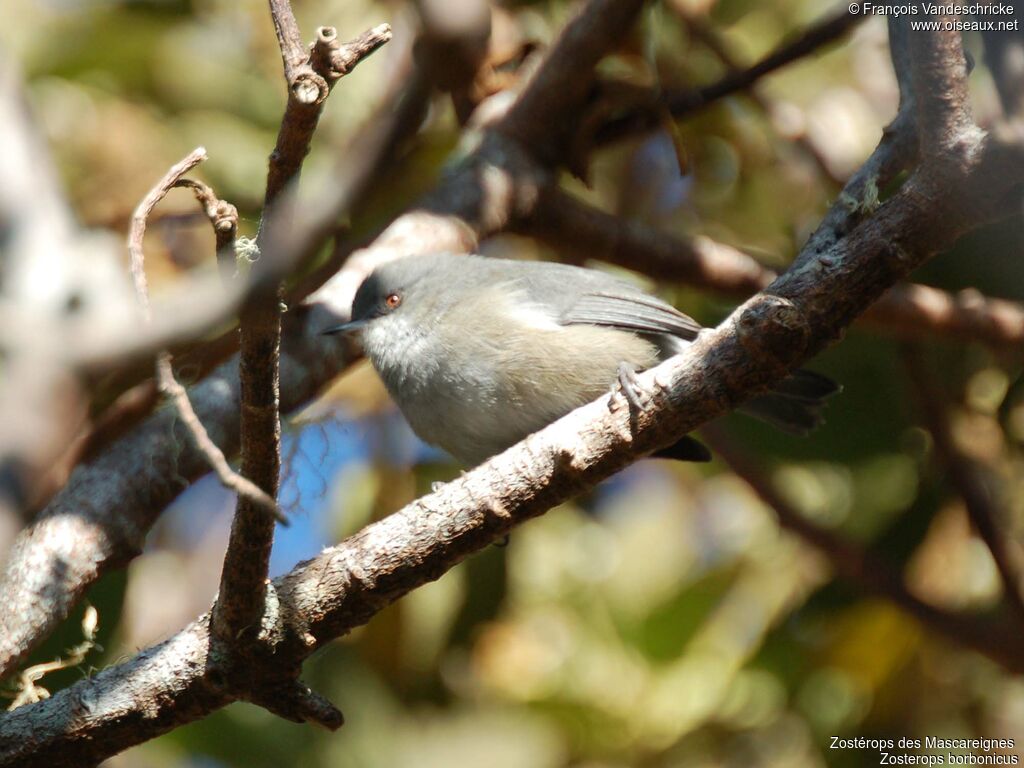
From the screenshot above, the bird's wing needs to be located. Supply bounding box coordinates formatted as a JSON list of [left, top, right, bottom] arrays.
[[560, 290, 703, 341], [509, 259, 703, 341]]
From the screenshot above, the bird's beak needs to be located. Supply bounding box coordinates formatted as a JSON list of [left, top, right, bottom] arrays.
[[321, 318, 368, 336]]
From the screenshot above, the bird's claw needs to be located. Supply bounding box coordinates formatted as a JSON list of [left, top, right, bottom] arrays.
[[616, 361, 647, 413]]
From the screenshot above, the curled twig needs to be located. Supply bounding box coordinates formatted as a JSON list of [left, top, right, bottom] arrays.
[[173, 178, 239, 283], [128, 147, 287, 525]]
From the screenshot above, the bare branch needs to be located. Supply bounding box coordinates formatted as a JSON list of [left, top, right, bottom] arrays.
[[267, 0, 308, 77], [309, 0, 650, 318], [127, 148, 286, 524], [517, 187, 1024, 348], [414, 0, 491, 122], [907, 14, 977, 162], [699, 424, 1022, 664], [155, 353, 285, 524], [5, 117, 1024, 754], [0, 0, 654, 688], [6, 12, 1022, 766], [263, 14, 391, 209], [214, 2, 390, 657], [903, 346, 1024, 623], [2, 19, 1023, 763], [673, 7, 841, 183], [128, 147, 208, 320], [596, 7, 862, 144], [215, 0, 322, 644], [0, 40, 423, 680], [249, 680, 345, 730], [173, 178, 239, 283], [495, 0, 647, 162], [311, 23, 393, 81]]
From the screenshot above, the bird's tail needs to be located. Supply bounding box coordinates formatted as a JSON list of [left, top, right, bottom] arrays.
[[739, 369, 840, 435]]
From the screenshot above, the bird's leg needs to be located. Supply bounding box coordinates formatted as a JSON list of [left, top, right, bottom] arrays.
[[617, 362, 713, 463], [616, 361, 647, 413]]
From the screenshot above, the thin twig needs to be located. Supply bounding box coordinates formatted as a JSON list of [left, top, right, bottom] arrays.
[[128, 147, 286, 524], [700, 424, 1021, 663], [173, 178, 239, 283], [675, 7, 842, 185], [155, 353, 284, 522], [595, 7, 862, 144], [902, 345, 1024, 623], [128, 148, 208, 320]]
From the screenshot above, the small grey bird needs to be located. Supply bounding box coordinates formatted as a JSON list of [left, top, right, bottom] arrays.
[[324, 253, 837, 466]]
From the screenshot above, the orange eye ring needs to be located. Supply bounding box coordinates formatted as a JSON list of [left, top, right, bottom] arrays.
[[385, 292, 402, 309]]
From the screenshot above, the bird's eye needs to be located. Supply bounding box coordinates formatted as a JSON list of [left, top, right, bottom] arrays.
[[385, 292, 402, 309]]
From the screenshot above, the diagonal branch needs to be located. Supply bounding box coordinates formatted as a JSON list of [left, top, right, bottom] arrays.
[[595, 7, 862, 145], [903, 346, 1024, 624], [494, 0, 644, 162], [0, 0, 650, 690], [6, 14, 1022, 766], [1, 19, 1023, 765], [4, 107, 1024, 763], [699, 424, 1021, 658], [671, 5, 842, 183]]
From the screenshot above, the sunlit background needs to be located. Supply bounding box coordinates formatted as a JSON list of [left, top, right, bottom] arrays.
[[3, 0, 1024, 766]]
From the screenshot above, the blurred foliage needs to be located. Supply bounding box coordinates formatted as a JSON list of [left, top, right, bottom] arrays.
[[3, 0, 1024, 767]]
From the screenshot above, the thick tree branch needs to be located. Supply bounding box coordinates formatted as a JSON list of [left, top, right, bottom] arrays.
[[0, 326, 352, 682], [4, 105, 1024, 761], [909, 11, 977, 163], [307, 0, 651, 325], [414, 0, 492, 123], [0, 0, 650, 691], [494, 0, 645, 163]]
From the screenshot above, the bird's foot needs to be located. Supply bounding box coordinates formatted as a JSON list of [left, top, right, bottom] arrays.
[[616, 361, 647, 413]]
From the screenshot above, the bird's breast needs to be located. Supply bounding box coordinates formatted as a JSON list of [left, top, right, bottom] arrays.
[[364, 289, 662, 465]]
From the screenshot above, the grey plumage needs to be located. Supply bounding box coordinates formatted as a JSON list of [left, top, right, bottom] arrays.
[[328, 253, 838, 465]]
